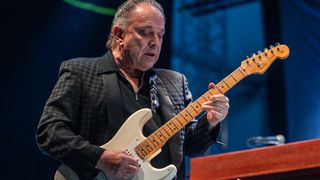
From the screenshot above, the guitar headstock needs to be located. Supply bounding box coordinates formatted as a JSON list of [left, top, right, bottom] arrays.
[[240, 43, 290, 75]]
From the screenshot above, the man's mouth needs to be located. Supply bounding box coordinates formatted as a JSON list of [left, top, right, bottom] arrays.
[[145, 53, 155, 57]]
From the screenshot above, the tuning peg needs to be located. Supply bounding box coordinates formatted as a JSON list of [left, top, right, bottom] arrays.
[[263, 48, 268, 52], [275, 42, 280, 46], [251, 53, 256, 57], [269, 45, 274, 49], [246, 56, 250, 59], [252, 57, 256, 62], [257, 51, 262, 59]]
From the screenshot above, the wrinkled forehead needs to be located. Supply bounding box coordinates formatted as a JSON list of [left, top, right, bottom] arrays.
[[129, 3, 165, 23]]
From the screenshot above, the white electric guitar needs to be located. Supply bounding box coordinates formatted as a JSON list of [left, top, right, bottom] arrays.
[[54, 44, 290, 180]]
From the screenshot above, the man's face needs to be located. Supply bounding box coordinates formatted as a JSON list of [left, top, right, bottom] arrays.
[[118, 3, 165, 71]]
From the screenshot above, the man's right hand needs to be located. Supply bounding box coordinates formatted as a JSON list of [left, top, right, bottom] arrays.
[[95, 150, 139, 179]]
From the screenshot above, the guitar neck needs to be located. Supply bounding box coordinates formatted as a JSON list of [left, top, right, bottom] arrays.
[[135, 66, 247, 160]]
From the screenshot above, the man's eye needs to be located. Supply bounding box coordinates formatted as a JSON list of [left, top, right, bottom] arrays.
[[139, 30, 149, 36], [158, 33, 164, 39]]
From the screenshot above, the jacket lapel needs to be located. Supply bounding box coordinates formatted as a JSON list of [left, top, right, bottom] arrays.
[[97, 52, 124, 136]]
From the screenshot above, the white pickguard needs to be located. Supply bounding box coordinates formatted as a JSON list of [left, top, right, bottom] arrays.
[[54, 108, 177, 180]]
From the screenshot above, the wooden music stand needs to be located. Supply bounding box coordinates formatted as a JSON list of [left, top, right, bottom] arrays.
[[190, 139, 320, 179]]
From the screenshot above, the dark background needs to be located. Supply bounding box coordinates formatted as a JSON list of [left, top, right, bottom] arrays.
[[2, 0, 320, 179]]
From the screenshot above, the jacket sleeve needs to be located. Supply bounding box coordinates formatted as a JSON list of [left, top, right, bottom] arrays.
[[181, 75, 221, 156], [35, 61, 104, 177]]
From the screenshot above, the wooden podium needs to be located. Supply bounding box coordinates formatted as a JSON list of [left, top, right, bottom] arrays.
[[190, 139, 320, 179]]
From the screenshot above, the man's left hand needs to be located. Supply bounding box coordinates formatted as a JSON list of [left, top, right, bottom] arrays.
[[202, 82, 229, 127]]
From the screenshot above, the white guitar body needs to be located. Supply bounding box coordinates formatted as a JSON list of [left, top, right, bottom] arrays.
[[54, 108, 177, 180]]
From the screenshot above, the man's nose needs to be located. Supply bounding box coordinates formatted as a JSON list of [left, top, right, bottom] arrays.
[[149, 35, 161, 47]]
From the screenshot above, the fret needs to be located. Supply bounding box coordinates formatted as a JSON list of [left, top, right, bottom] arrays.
[[201, 95, 208, 101], [168, 122, 178, 132], [230, 73, 238, 82], [156, 129, 167, 141], [208, 88, 216, 96], [136, 146, 147, 157], [215, 86, 223, 94], [172, 120, 182, 129], [146, 138, 157, 149], [222, 79, 230, 89], [142, 141, 153, 152], [161, 126, 170, 137], [238, 67, 246, 76], [165, 123, 175, 134], [179, 113, 189, 124], [149, 135, 160, 146], [203, 92, 212, 101], [181, 110, 191, 119], [184, 109, 194, 119], [189, 104, 200, 114], [169, 121, 180, 131], [169, 118, 184, 129], [235, 68, 246, 82], [170, 122, 179, 131], [188, 108, 198, 116], [224, 77, 236, 88], [194, 101, 202, 109], [196, 96, 206, 105], [175, 116, 187, 127], [154, 132, 164, 143], [174, 117, 184, 127], [217, 82, 229, 93], [139, 143, 151, 155]]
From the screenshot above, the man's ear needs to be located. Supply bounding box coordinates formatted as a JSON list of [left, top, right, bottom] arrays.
[[112, 26, 124, 44]]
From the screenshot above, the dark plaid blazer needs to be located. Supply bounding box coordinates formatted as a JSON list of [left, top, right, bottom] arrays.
[[36, 51, 219, 179]]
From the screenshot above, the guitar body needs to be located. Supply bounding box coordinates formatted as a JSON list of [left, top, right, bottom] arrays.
[[54, 108, 177, 180]]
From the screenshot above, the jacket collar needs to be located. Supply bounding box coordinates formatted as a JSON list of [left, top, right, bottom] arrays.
[[98, 50, 119, 74]]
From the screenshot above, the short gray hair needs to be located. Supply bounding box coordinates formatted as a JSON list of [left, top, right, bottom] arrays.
[[106, 0, 165, 49]]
